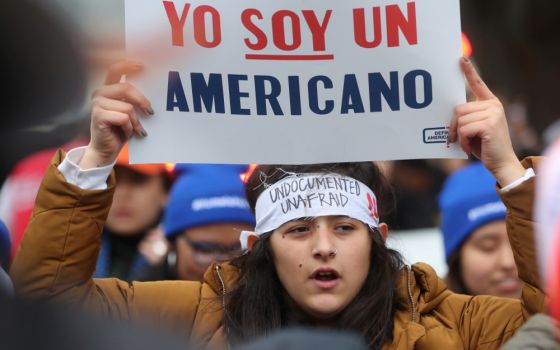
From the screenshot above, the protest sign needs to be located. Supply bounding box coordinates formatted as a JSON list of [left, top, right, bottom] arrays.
[[125, 0, 466, 164]]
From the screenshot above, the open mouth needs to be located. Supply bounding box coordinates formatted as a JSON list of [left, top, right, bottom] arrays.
[[310, 268, 340, 281]]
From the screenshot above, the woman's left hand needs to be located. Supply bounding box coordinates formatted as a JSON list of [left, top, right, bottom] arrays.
[[449, 58, 526, 187]]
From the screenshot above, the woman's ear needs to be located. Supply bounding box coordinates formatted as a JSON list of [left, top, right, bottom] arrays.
[[378, 223, 389, 241], [247, 233, 259, 251]]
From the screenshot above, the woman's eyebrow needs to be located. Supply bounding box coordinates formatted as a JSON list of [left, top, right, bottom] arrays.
[[473, 233, 501, 242], [285, 217, 311, 223]]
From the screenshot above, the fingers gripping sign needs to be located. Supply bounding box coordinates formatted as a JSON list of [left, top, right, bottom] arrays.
[[448, 58, 525, 187], [80, 60, 154, 170]]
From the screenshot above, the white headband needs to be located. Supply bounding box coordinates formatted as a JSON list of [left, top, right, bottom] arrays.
[[240, 173, 380, 250]]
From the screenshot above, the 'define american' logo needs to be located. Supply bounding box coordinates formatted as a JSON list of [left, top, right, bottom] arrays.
[[423, 127, 448, 144]]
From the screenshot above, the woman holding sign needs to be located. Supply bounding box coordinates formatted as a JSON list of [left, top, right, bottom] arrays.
[[10, 58, 544, 349]]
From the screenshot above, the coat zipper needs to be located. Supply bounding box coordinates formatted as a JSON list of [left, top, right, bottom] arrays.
[[215, 264, 231, 350], [215, 265, 227, 307], [406, 265, 417, 323]]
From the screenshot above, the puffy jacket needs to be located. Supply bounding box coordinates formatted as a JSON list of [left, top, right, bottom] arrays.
[[10, 151, 546, 350]]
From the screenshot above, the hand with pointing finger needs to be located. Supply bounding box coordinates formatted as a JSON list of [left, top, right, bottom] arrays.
[[449, 58, 525, 187], [80, 60, 154, 170]]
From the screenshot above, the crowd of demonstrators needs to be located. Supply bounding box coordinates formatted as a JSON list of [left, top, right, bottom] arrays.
[[8, 57, 551, 349], [3, 2, 560, 350], [92, 144, 173, 282], [157, 164, 255, 281], [439, 162, 522, 299]]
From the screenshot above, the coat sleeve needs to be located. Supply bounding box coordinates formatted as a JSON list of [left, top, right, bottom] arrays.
[[452, 157, 546, 349], [501, 157, 545, 314], [9, 150, 201, 331]]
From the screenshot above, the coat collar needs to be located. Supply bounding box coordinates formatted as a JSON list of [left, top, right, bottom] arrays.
[[203, 261, 239, 296], [202, 261, 451, 350], [386, 263, 452, 350]]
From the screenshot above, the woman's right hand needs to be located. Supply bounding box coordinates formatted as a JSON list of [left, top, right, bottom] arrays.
[[80, 60, 154, 169]]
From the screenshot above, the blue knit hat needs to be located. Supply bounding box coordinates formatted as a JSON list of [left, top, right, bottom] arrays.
[[163, 164, 255, 239], [438, 162, 506, 260]]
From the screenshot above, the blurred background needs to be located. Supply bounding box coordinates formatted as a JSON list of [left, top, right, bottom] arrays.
[[3, 0, 560, 275]]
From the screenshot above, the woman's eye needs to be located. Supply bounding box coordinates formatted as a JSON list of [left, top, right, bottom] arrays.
[[335, 224, 355, 232], [286, 225, 310, 234], [475, 240, 499, 253]]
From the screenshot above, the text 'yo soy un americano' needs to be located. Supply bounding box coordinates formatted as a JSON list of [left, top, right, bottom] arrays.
[[163, 1, 432, 117]]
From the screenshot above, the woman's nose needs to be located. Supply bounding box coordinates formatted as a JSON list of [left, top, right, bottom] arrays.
[[311, 225, 337, 260], [498, 242, 517, 271]]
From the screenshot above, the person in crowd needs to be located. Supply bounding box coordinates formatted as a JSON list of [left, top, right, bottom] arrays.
[[93, 144, 173, 281], [438, 162, 522, 298], [10, 58, 545, 349], [159, 164, 255, 281], [0, 123, 89, 261]]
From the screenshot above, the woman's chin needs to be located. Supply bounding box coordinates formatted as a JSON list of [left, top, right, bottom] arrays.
[[301, 296, 348, 321]]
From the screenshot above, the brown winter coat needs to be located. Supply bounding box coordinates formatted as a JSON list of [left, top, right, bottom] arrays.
[[10, 151, 546, 350]]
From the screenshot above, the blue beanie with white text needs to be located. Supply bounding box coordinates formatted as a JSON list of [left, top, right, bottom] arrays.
[[163, 164, 255, 239], [438, 162, 507, 260]]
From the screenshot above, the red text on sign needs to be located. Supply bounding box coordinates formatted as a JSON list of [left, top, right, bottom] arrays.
[[242, 9, 333, 52], [353, 2, 417, 48], [163, 1, 222, 48]]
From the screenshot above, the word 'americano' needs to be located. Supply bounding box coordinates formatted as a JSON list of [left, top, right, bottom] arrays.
[[166, 70, 433, 116]]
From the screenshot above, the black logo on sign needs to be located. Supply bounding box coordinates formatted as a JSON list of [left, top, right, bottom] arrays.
[[423, 127, 448, 144]]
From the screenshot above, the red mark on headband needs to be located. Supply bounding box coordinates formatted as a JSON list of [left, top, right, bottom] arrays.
[[367, 193, 379, 220]]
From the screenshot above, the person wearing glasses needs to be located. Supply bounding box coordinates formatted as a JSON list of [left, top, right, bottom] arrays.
[[160, 164, 255, 281]]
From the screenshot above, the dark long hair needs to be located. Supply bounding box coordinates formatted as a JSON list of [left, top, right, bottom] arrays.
[[224, 163, 406, 349], [444, 249, 470, 294]]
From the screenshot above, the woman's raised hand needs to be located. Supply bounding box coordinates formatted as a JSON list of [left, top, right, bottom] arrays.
[[449, 58, 525, 187], [80, 60, 153, 169]]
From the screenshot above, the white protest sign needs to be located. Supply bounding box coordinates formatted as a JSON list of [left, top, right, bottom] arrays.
[[125, 0, 466, 164]]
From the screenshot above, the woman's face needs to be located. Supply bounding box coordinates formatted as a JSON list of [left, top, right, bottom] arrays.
[[460, 220, 522, 298], [107, 167, 168, 236], [270, 216, 372, 321]]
